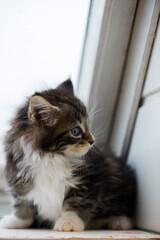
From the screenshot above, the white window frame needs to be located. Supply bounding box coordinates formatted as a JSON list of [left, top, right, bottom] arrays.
[[78, 0, 138, 143], [110, 0, 160, 158], [78, 0, 160, 160]]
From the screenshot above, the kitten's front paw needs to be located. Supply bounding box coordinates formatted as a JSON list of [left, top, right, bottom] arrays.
[[54, 211, 85, 232], [0, 214, 32, 229]]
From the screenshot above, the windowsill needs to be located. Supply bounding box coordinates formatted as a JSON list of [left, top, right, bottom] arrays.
[[0, 230, 159, 240]]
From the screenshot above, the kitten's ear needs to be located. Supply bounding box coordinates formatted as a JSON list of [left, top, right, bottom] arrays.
[[28, 95, 60, 126], [57, 79, 74, 94]]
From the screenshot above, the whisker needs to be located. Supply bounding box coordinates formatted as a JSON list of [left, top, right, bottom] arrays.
[[92, 122, 108, 140]]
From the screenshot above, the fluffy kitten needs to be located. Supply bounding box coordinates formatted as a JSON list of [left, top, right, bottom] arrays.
[[0, 80, 136, 231]]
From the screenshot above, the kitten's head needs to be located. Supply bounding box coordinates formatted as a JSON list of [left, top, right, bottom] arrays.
[[27, 79, 94, 157]]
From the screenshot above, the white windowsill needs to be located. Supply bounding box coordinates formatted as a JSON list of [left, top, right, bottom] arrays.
[[0, 229, 160, 240]]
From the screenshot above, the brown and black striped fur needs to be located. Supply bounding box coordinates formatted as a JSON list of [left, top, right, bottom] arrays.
[[3, 80, 136, 230]]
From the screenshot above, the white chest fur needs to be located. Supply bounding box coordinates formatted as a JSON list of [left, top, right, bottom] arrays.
[[18, 138, 76, 222], [27, 156, 74, 221]]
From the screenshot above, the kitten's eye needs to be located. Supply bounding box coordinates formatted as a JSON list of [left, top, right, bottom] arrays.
[[71, 127, 82, 137]]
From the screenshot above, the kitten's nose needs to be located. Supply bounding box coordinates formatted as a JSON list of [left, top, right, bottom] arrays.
[[89, 140, 94, 145]]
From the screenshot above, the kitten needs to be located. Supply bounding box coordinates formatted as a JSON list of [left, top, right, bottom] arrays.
[[0, 80, 136, 231]]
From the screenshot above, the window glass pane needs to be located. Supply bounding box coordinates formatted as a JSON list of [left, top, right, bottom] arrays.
[[0, 0, 90, 135]]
